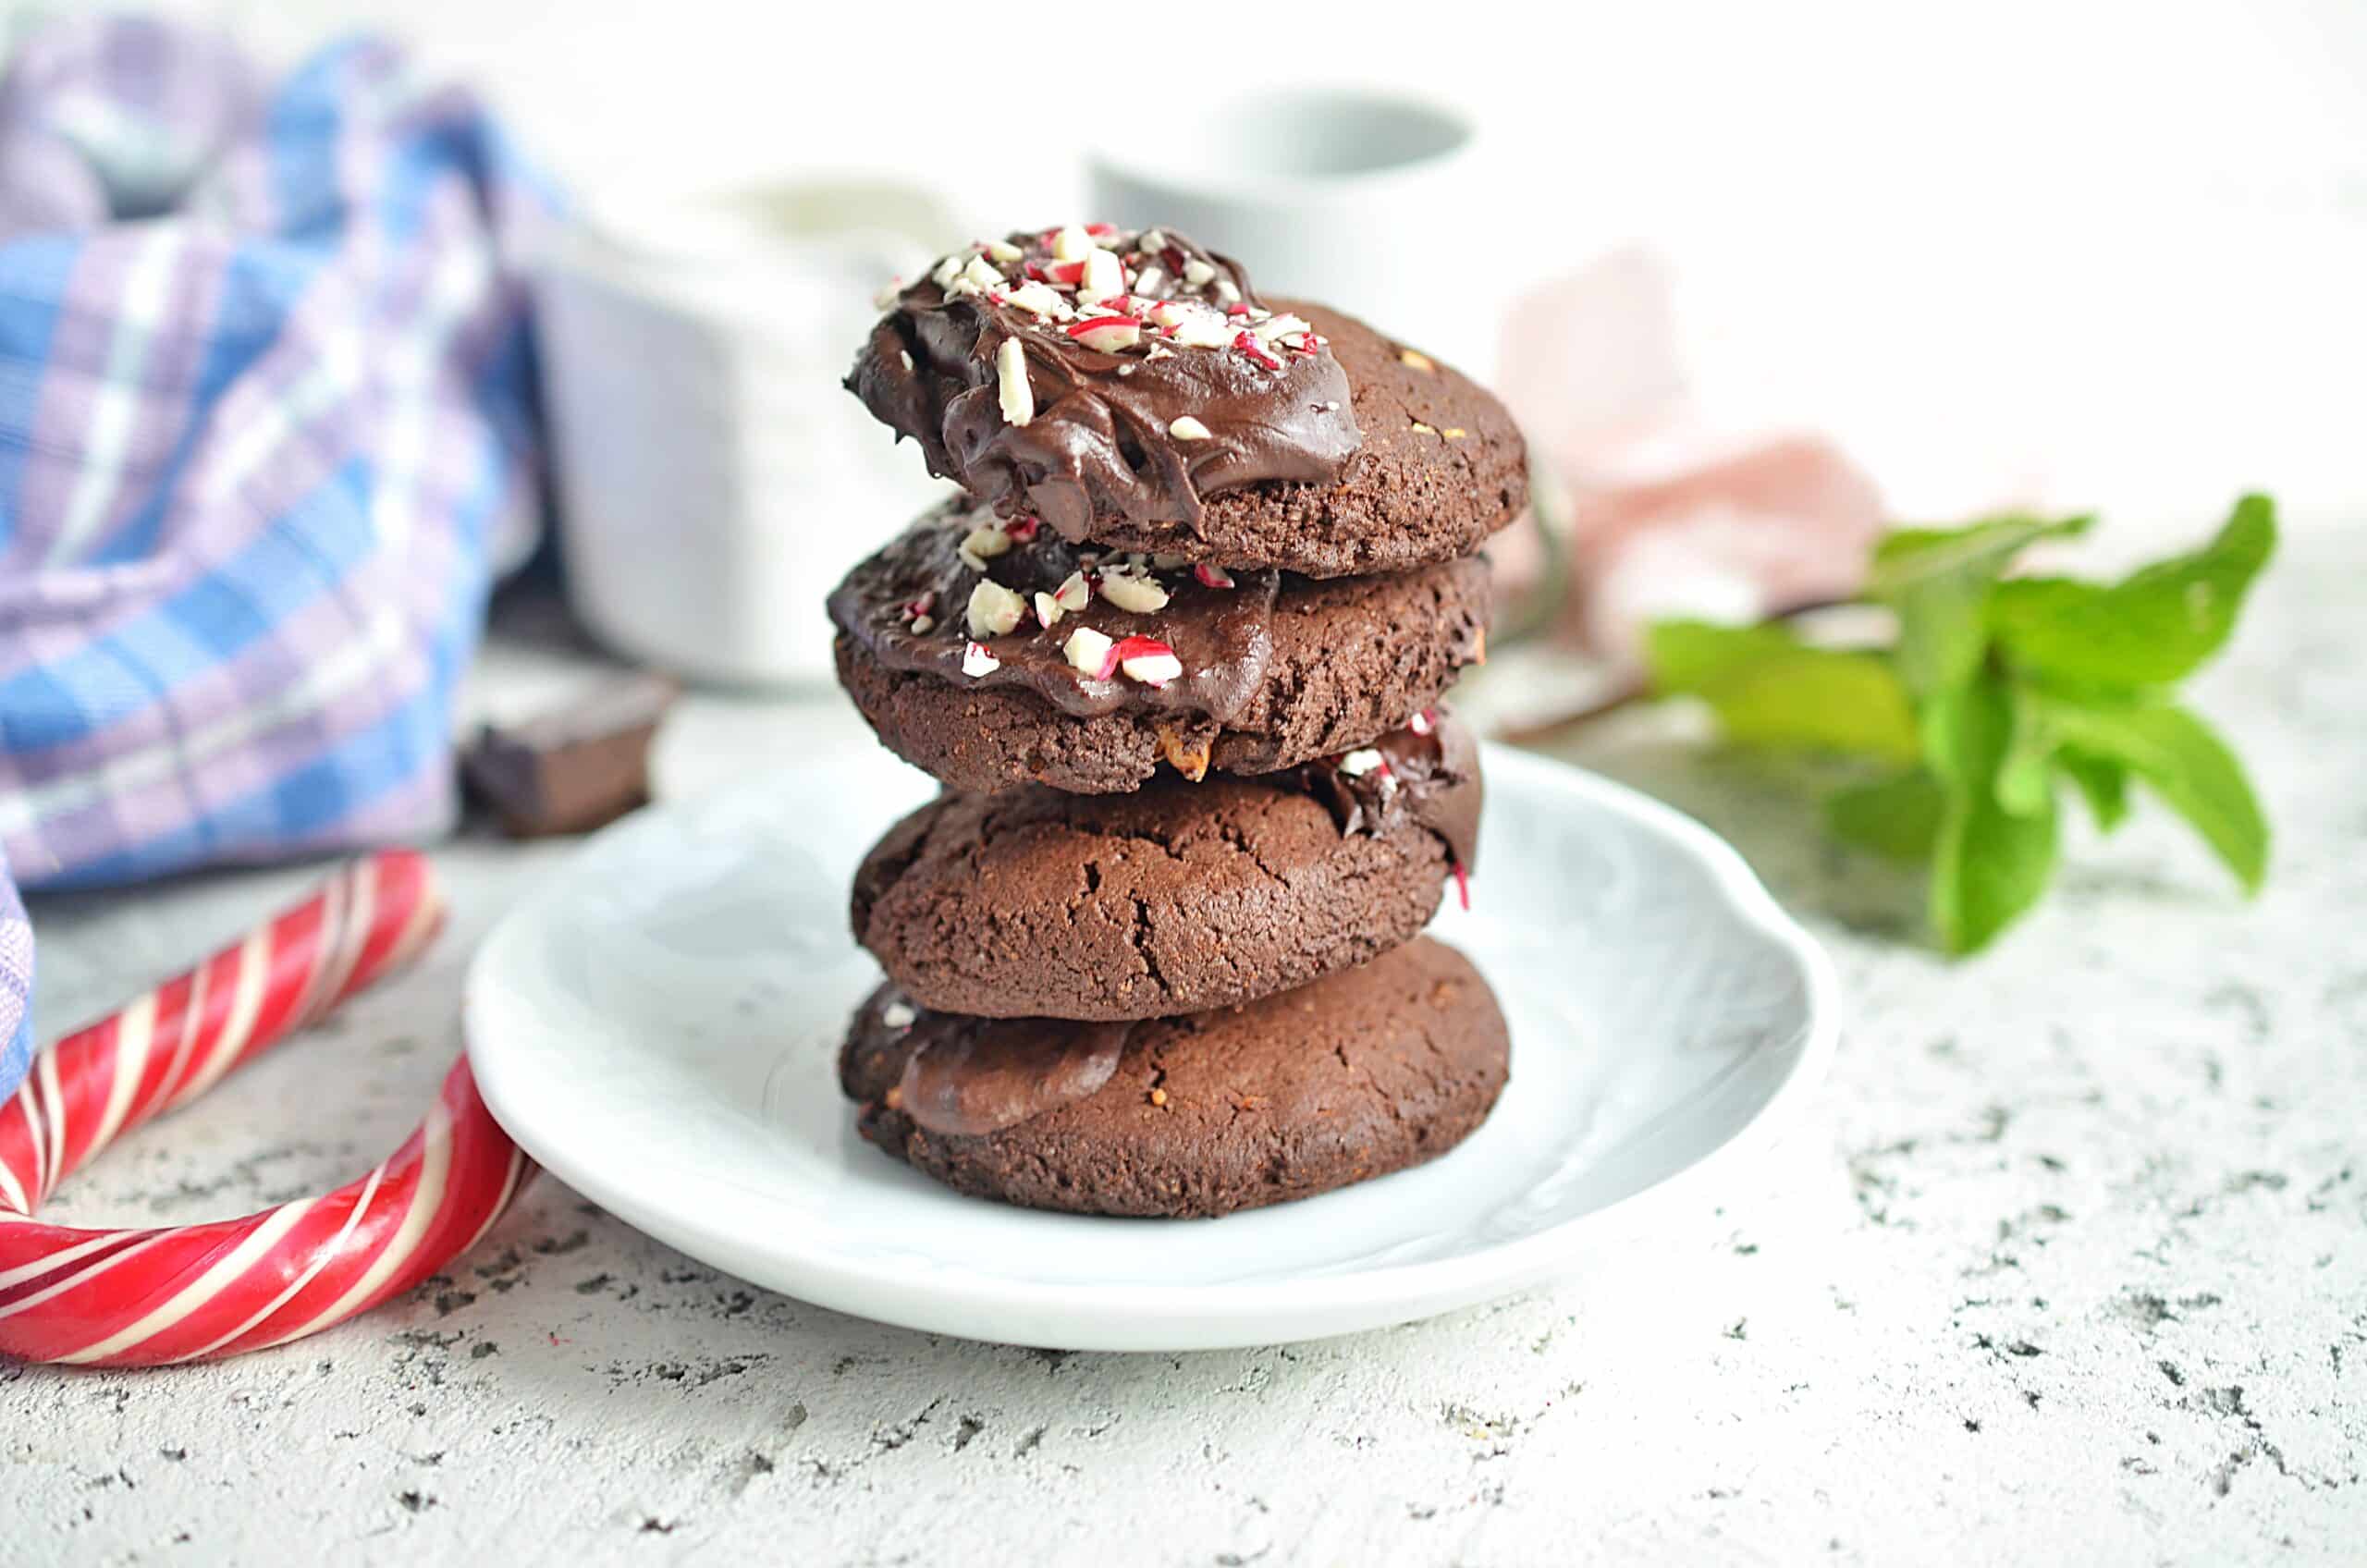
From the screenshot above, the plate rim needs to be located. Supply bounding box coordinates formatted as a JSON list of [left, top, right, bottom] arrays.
[[465, 742, 1840, 1346]]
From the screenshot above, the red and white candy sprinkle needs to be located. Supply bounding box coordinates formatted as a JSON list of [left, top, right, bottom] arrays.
[[996, 339, 1033, 426], [1065, 626, 1117, 678], [965, 579, 1026, 638], [897, 227, 1324, 374], [1113, 635, 1183, 688], [1097, 569, 1171, 614]]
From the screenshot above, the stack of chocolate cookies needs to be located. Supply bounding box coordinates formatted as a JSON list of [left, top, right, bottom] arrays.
[[827, 223, 1527, 1218]]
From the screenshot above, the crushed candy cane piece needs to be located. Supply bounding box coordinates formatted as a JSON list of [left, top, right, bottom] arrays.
[[1079, 247, 1124, 302], [1098, 570, 1171, 614], [1003, 280, 1066, 317], [1064, 626, 1117, 678], [997, 339, 1033, 426], [965, 579, 1026, 637], [1114, 634, 1183, 687], [1068, 317, 1141, 352]]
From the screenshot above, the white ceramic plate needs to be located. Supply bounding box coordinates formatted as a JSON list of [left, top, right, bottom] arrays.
[[465, 743, 1836, 1352]]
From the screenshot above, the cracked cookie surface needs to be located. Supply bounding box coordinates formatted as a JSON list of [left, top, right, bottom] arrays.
[[849, 717, 1483, 1021]]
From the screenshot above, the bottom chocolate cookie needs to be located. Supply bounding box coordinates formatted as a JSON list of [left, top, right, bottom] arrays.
[[839, 936, 1510, 1219]]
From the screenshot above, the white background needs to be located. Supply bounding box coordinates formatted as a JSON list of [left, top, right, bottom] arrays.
[[38, 0, 2360, 536]]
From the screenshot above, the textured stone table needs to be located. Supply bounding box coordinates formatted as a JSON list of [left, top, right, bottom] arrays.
[[6, 531, 2361, 1566]]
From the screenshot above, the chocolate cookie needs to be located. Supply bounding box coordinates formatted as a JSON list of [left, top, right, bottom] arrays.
[[828, 499, 1490, 794], [840, 936, 1510, 1218], [847, 224, 1525, 577], [851, 713, 1482, 1021]]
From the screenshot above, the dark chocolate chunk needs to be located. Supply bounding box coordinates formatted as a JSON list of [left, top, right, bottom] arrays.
[[461, 672, 677, 838]]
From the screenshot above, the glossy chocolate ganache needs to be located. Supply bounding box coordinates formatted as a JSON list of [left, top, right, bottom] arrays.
[[1295, 705, 1483, 876], [827, 498, 1282, 724], [847, 224, 1362, 540]]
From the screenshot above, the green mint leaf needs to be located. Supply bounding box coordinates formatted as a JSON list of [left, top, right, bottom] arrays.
[[2042, 700, 2269, 893], [2057, 748, 2131, 831], [1988, 494, 2276, 688], [1918, 672, 2000, 790], [1925, 674, 2059, 953], [1645, 620, 1919, 763], [1936, 775, 2060, 954], [1868, 513, 2097, 589], [1826, 768, 1944, 861], [1994, 688, 2056, 817], [1868, 514, 2093, 697]]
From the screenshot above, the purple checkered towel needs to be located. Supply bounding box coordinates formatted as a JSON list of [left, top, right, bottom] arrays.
[[0, 18, 547, 1099]]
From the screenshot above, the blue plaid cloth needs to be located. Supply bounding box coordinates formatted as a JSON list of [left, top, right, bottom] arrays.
[[0, 18, 546, 1100]]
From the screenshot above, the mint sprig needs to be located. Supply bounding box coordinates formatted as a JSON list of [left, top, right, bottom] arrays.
[[1644, 496, 2276, 954]]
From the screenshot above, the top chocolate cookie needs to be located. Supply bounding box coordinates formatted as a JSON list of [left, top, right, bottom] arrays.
[[847, 224, 1525, 578]]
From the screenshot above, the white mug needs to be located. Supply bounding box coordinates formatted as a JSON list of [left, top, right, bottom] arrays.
[[534, 178, 958, 686], [1088, 88, 1506, 382]]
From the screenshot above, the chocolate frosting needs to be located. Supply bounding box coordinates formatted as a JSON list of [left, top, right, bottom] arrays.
[[1297, 709, 1484, 873], [854, 987, 1131, 1138], [827, 499, 1281, 722], [847, 225, 1362, 541]]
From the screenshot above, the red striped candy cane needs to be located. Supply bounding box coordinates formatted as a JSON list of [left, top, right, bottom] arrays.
[[0, 851, 533, 1367]]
